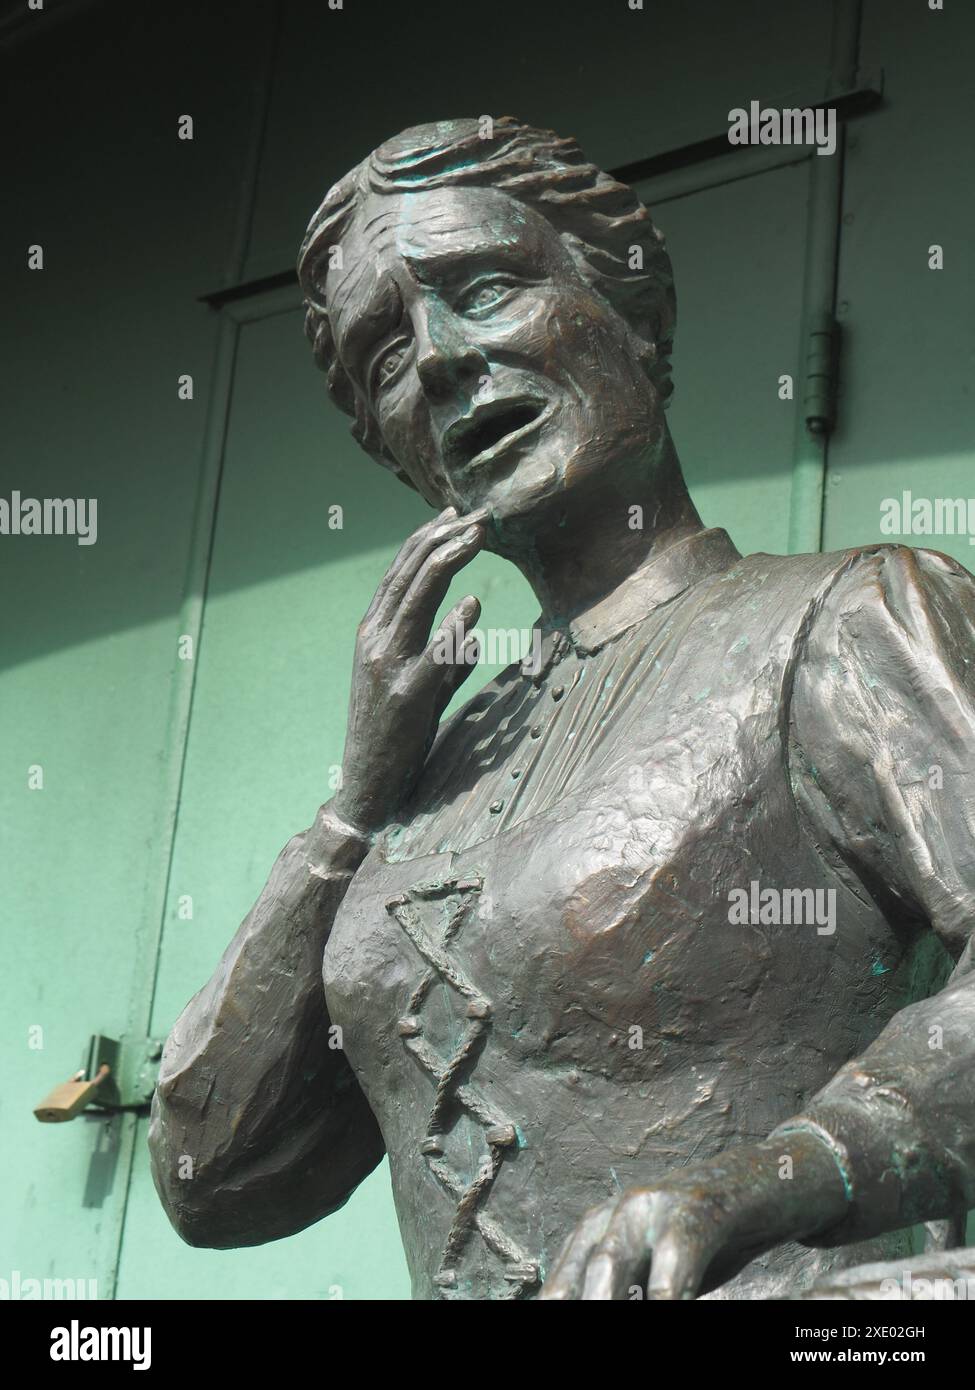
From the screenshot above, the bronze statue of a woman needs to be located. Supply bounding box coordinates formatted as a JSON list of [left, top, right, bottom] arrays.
[[149, 117, 975, 1300]]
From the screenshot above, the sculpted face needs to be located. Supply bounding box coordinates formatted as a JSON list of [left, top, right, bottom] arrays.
[[327, 185, 667, 526]]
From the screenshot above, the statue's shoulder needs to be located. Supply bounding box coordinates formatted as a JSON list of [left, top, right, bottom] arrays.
[[726, 542, 975, 686], [729, 539, 975, 614], [702, 544, 870, 636], [688, 542, 975, 681]]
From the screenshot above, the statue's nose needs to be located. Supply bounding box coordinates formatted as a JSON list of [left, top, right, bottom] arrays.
[[414, 309, 487, 404]]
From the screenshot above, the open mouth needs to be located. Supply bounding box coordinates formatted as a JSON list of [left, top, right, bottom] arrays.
[[445, 397, 550, 472]]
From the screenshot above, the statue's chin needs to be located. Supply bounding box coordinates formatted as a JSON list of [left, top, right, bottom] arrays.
[[468, 459, 568, 540], [489, 434, 642, 515], [454, 422, 660, 538]]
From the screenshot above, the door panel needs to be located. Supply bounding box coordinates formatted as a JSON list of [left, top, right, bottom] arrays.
[[822, 0, 975, 565], [640, 160, 811, 555], [0, 0, 263, 1300], [244, 0, 831, 283]]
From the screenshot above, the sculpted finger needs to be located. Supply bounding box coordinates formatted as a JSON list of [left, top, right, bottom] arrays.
[[538, 1203, 615, 1300], [580, 1197, 652, 1301], [423, 595, 481, 670], [422, 593, 481, 714], [433, 634, 481, 718], [644, 1226, 707, 1301], [361, 506, 457, 624], [369, 507, 488, 627], [397, 524, 485, 639]]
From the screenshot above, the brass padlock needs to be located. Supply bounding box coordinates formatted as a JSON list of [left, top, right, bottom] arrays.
[[33, 1063, 111, 1123]]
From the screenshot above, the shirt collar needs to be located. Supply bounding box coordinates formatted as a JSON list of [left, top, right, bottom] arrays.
[[527, 527, 741, 665]]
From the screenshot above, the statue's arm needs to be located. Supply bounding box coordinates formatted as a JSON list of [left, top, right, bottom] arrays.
[[148, 802, 384, 1248], [769, 943, 975, 1246], [770, 542, 975, 1244], [149, 507, 490, 1248]]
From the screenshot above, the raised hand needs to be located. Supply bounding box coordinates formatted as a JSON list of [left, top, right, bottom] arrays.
[[332, 506, 487, 835]]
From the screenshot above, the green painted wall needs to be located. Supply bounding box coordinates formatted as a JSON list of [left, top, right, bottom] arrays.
[[2, 0, 971, 1300]]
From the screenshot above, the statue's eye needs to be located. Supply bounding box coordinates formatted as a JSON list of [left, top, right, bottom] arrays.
[[459, 280, 512, 315], [376, 344, 407, 388]]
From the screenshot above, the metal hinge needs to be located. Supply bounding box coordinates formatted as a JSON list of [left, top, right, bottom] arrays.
[[33, 1033, 163, 1123], [804, 311, 841, 437]]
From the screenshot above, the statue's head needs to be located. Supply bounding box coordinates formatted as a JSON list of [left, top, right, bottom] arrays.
[[298, 116, 676, 531]]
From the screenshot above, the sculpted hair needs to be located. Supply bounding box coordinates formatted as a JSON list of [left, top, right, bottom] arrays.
[[297, 116, 676, 480]]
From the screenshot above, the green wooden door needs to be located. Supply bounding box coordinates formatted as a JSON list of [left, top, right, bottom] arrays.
[[0, 0, 268, 1302]]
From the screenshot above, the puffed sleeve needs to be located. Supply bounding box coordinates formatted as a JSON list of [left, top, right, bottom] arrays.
[[772, 544, 975, 1244], [789, 543, 975, 958]]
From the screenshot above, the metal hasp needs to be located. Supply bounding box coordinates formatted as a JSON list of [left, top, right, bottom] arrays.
[[33, 1033, 163, 1123]]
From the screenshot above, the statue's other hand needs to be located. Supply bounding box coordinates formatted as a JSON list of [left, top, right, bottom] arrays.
[[332, 505, 487, 836], [539, 1133, 852, 1300], [539, 1181, 733, 1302]]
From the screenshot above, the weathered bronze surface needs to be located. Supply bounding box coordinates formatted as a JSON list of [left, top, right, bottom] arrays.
[[149, 118, 975, 1299]]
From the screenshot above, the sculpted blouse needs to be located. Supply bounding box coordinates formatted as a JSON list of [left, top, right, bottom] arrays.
[[150, 528, 975, 1299]]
